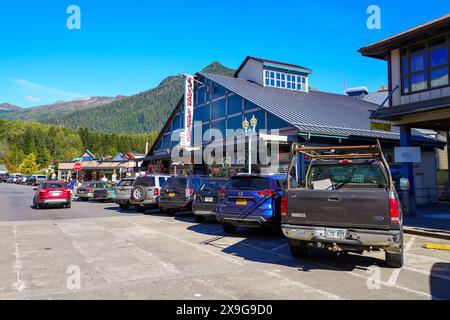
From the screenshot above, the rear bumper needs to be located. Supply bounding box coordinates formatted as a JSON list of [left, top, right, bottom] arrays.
[[282, 224, 402, 251], [39, 199, 70, 205], [77, 193, 93, 198], [130, 198, 157, 206], [159, 200, 191, 210], [193, 203, 217, 216], [217, 213, 276, 228]]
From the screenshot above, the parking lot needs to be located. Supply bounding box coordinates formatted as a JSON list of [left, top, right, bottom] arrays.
[[0, 183, 449, 300]]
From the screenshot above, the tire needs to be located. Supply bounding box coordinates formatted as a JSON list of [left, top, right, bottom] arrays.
[[222, 224, 237, 234], [385, 237, 404, 268], [66, 202, 72, 209], [288, 239, 309, 258], [136, 206, 146, 213], [194, 215, 206, 223], [119, 204, 130, 210], [132, 186, 147, 202]]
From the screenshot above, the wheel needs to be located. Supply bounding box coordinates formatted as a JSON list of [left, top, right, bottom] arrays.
[[194, 215, 206, 223], [119, 204, 130, 210], [136, 206, 146, 213], [385, 237, 404, 268], [222, 224, 237, 234], [288, 239, 309, 258]]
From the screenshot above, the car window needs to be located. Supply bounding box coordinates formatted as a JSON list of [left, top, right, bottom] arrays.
[[200, 180, 226, 191], [164, 177, 187, 189], [44, 182, 67, 189], [189, 178, 205, 190], [309, 164, 388, 189], [224, 177, 270, 191], [134, 177, 156, 187], [278, 178, 299, 189], [38, 176, 47, 179], [158, 177, 167, 187], [82, 182, 93, 188], [117, 179, 134, 187]]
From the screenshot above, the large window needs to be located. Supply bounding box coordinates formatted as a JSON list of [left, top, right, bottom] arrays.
[[264, 69, 307, 92], [228, 94, 242, 115], [212, 98, 226, 119], [401, 37, 449, 94]]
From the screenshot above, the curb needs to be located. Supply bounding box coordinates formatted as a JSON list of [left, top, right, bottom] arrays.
[[403, 227, 450, 241]]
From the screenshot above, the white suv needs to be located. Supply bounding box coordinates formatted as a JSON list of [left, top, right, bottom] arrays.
[[130, 175, 170, 213]]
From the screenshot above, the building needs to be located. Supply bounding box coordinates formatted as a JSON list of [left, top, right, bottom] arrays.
[[57, 150, 145, 182], [360, 14, 450, 211], [143, 56, 443, 205]]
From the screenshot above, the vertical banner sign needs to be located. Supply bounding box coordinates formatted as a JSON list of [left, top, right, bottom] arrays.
[[184, 75, 194, 147]]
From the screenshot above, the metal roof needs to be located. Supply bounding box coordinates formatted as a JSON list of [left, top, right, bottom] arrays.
[[198, 72, 442, 146], [359, 91, 389, 106], [234, 56, 312, 77]]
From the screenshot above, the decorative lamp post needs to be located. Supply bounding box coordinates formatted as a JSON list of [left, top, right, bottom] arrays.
[[242, 115, 257, 174]]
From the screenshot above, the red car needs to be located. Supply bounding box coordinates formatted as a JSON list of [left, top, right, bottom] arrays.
[[33, 181, 72, 209]]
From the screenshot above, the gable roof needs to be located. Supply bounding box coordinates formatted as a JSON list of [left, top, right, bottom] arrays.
[[198, 72, 442, 146], [234, 56, 312, 78]]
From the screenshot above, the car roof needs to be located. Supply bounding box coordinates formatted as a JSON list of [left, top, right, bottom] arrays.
[[231, 174, 287, 180]]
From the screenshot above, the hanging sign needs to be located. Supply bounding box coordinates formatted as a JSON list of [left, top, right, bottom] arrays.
[[184, 75, 195, 147]]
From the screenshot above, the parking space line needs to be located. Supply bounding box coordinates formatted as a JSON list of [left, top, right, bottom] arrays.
[[12, 226, 26, 292]]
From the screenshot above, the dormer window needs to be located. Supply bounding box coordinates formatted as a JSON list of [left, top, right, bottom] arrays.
[[264, 69, 307, 92]]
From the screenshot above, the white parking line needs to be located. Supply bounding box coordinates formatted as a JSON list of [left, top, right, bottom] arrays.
[[12, 226, 26, 292], [387, 237, 416, 286]]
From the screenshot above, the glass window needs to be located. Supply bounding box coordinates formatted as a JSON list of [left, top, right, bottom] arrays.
[[245, 110, 266, 130], [430, 46, 448, 68], [227, 115, 243, 131], [403, 77, 409, 94], [171, 114, 181, 130], [244, 100, 259, 111], [211, 119, 226, 138], [411, 73, 427, 92], [268, 113, 291, 130], [197, 87, 205, 106], [227, 95, 242, 115], [162, 134, 171, 149], [212, 85, 226, 99], [212, 98, 226, 119], [431, 68, 449, 88], [410, 52, 426, 73], [194, 104, 210, 122], [203, 123, 211, 141]]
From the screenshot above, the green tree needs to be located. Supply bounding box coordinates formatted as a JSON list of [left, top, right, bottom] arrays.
[[19, 153, 40, 175]]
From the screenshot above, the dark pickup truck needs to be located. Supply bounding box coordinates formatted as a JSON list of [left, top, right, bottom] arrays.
[[282, 142, 404, 268]]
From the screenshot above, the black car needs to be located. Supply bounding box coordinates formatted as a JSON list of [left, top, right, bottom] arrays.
[[0, 174, 10, 183], [158, 175, 208, 214], [192, 178, 227, 222]]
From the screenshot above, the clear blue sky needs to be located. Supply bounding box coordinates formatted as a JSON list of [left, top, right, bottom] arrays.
[[0, 0, 449, 107]]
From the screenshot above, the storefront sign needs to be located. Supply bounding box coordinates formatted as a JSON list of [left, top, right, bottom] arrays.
[[370, 121, 392, 132], [394, 147, 421, 163], [184, 75, 195, 147]]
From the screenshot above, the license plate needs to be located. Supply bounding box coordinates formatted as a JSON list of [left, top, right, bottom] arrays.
[[325, 228, 347, 240], [204, 197, 214, 203], [236, 199, 247, 206], [50, 192, 61, 196], [169, 193, 176, 197]]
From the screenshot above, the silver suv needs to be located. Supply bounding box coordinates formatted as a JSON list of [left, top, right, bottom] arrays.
[[130, 175, 170, 213], [114, 178, 136, 210]]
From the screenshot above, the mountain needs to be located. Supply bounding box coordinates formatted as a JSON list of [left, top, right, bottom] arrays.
[[0, 96, 122, 122], [44, 62, 236, 133], [0, 103, 22, 111]]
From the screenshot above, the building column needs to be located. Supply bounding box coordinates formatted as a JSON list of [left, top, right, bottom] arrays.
[[400, 126, 416, 216]]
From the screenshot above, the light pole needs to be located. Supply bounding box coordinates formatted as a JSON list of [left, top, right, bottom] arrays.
[[242, 115, 258, 174]]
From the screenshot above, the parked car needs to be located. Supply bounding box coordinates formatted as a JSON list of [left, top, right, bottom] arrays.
[[33, 181, 71, 209], [192, 178, 227, 222], [282, 142, 404, 268], [0, 174, 11, 183], [12, 174, 23, 184], [130, 175, 170, 213], [92, 183, 115, 202], [216, 174, 294, 234], [21, 175, 32, 185], [76, 181, 108, 201], [28, 175, 48, 186], [158, 175, 208, 214], [113, 178, 136, 210]]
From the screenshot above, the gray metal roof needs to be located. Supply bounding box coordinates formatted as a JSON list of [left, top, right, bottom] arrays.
[[359, 91, 389, 106], [199, 72, 443, 147]]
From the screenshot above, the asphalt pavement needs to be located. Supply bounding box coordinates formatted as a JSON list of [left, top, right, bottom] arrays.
[[0, 183, 449, 300]]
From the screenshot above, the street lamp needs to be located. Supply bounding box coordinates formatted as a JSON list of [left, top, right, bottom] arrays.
[[242, 115, 257, 174]]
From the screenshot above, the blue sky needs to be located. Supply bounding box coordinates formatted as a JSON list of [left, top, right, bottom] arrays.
[[0, 0, 449, 107]]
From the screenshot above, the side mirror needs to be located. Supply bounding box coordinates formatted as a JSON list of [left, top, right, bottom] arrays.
[[399, 178, 410, 190]]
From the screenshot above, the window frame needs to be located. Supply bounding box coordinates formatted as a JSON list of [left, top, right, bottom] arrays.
[[263, 69, 307, 92], [400, 35, 450, 95]]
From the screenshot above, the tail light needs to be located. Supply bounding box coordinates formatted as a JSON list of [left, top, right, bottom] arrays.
[[86, 188, 92, 192], [258, 189, 276, 198], [389, 192, 400, 223], [39, 189, 48, 194], [339, 160, 352, 165], [186, 189, 195, 197], [281, 195, 288, 216], [153, 188, 160, 197], [218, 188, 226, 197]]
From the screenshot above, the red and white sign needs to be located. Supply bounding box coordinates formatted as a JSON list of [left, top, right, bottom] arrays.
[[184, 75, 194, 147], [73, 162, 82, 171]]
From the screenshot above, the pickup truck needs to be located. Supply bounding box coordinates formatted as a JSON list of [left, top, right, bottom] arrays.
[[282, 142, 404, 268]]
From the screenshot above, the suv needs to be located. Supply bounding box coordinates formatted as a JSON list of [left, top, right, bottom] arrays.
[[130, 175, 170, 213], [76, 181, 107, 201], [159, 176, 208, 214], [114, 178, 136, 210], [28, 175, 47, 186], [192, 178, 227, 222], [216, 174, 295, 234]]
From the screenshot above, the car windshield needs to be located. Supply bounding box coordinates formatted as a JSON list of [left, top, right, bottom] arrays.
[[117, 179, 135, 187], [190, 178, 205, 190], [134, 177, 155, 187], [38, 176, 47, 179], [200, 180, 226, 191], [224, 177, 270, 191], [43, 182, 67, 189], [309, 163, 388, 189], [164, 177, 187, 189]]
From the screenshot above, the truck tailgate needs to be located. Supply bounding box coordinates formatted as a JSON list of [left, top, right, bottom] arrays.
[[284, 189, 392, 230]]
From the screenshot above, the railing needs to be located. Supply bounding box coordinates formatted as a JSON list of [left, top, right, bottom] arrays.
[[413, 186, 450, 205]]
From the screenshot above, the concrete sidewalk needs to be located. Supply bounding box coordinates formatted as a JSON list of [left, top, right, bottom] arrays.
[[404, 207, 450, 240]]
